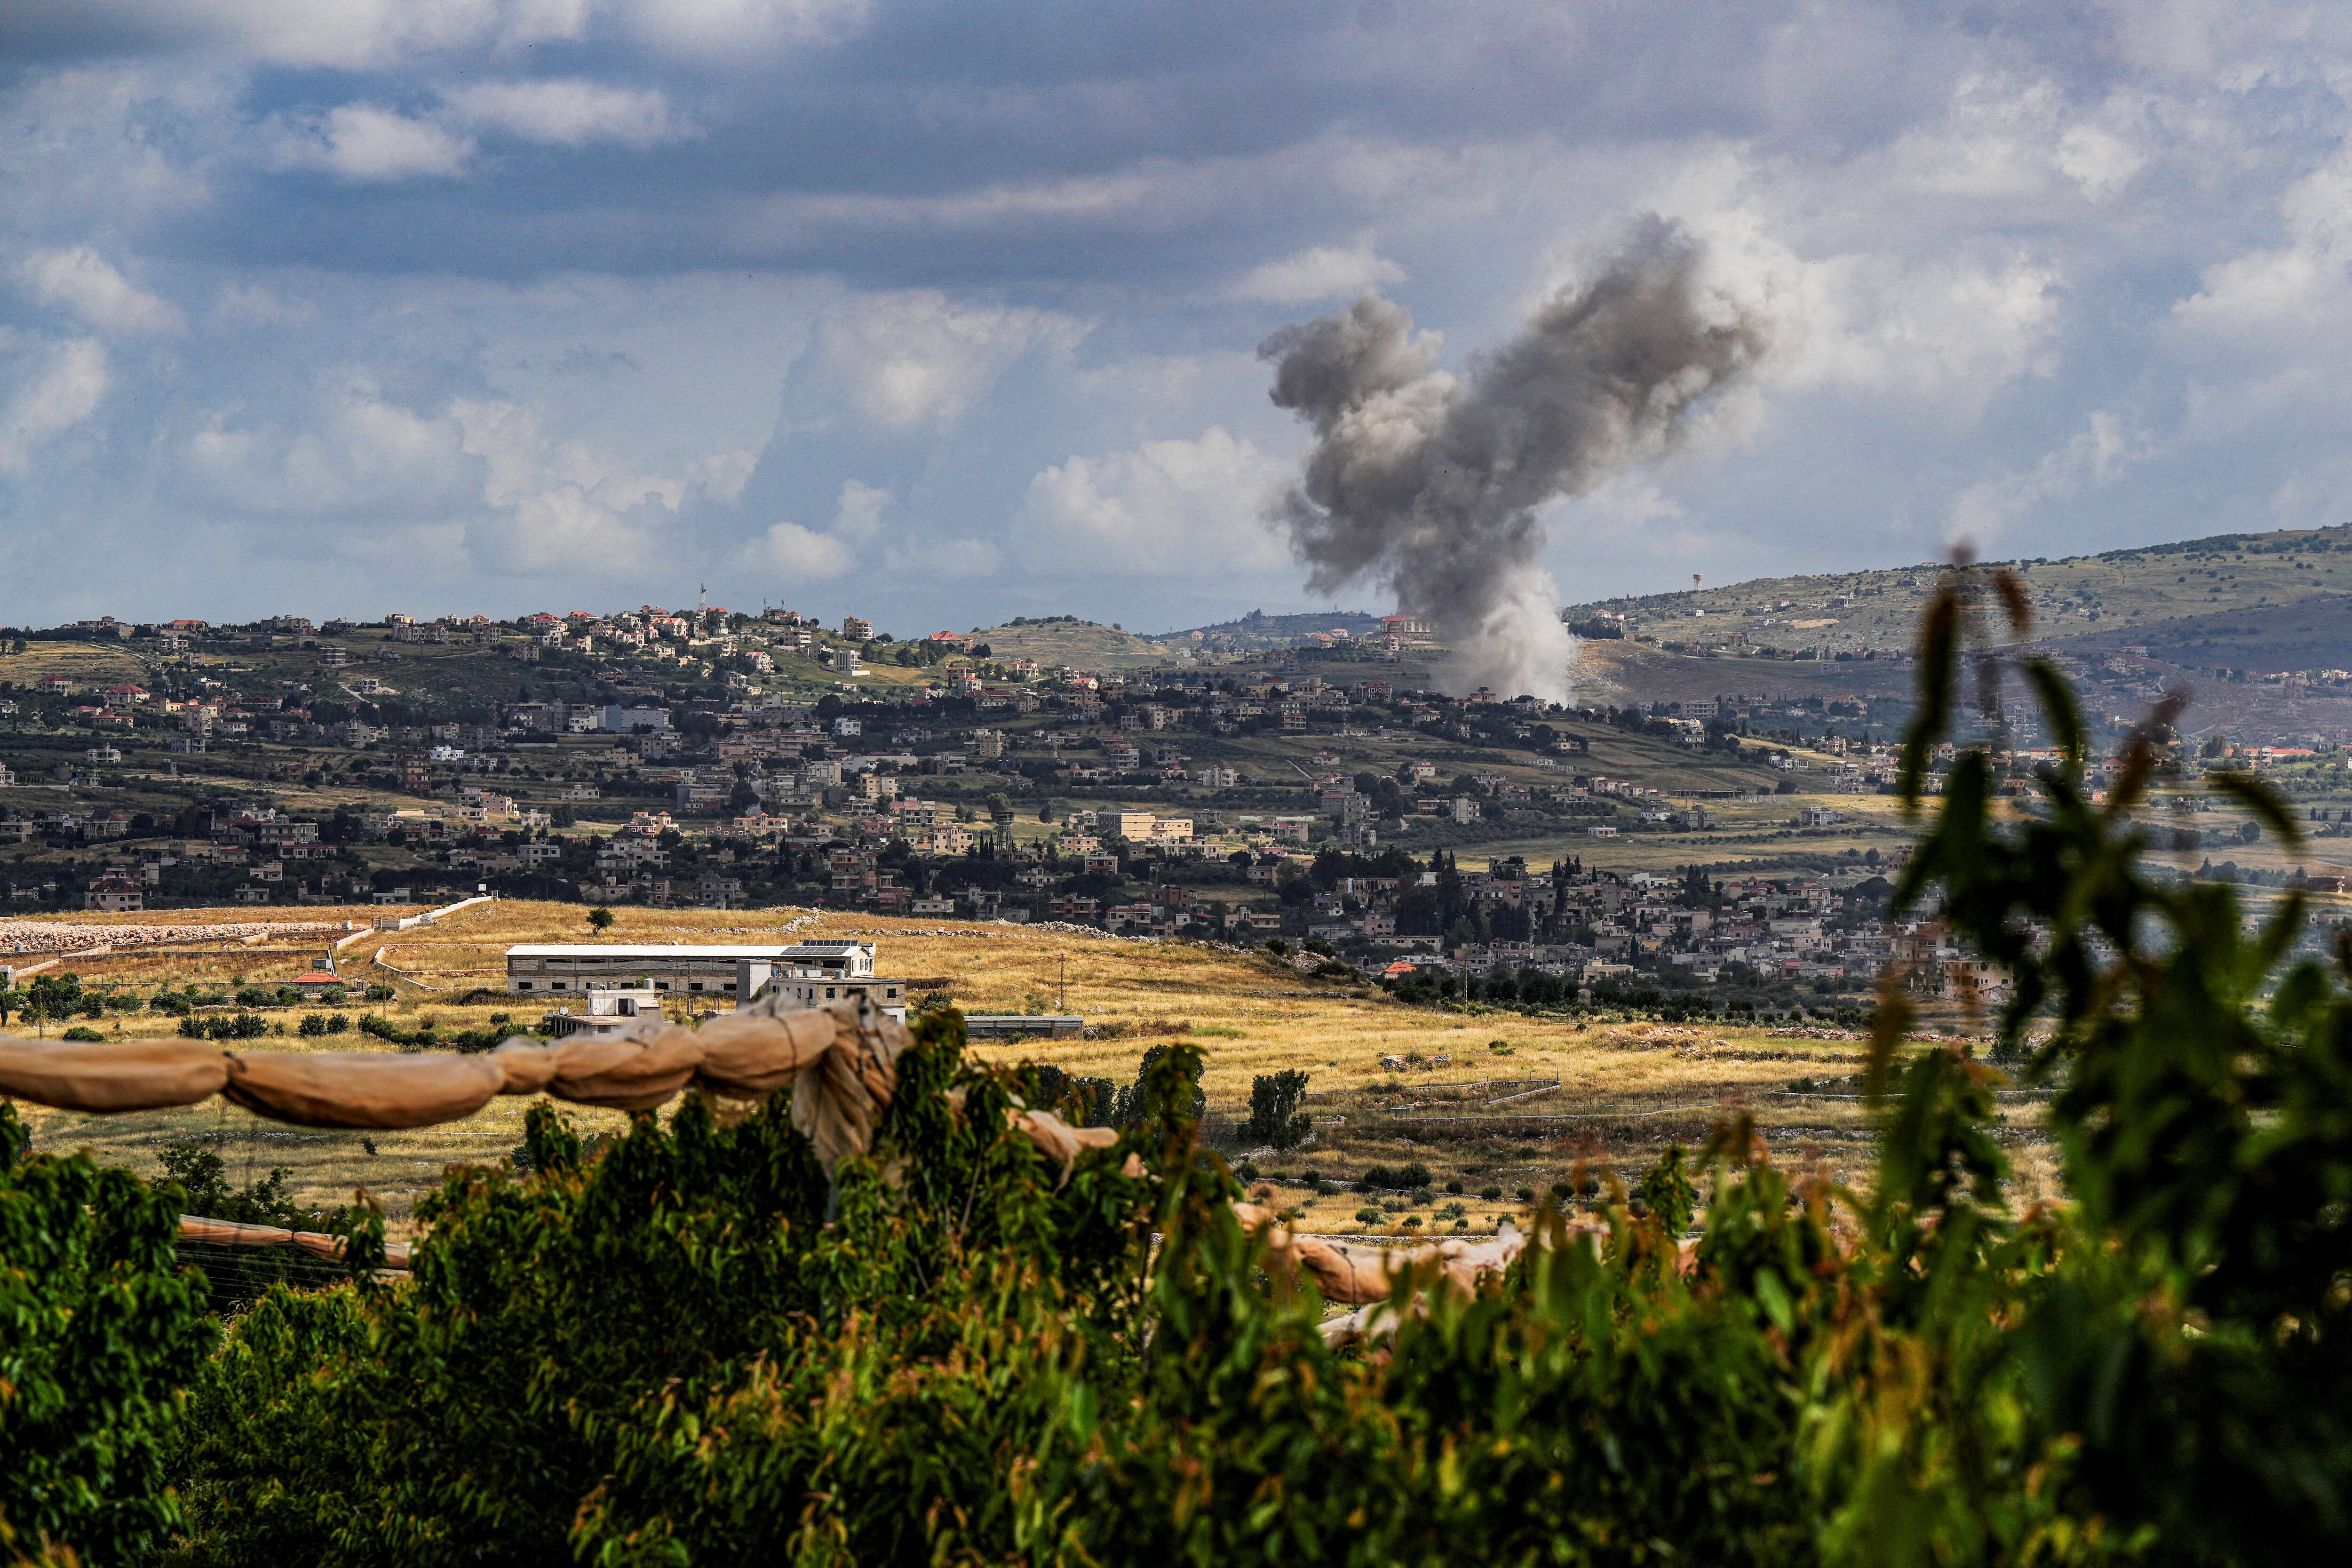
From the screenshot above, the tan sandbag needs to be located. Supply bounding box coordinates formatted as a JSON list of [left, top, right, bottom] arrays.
[[791, 995, 908, 1171], [222, 1049, 505, 1129], [1009, 1107, 1119, 1184], [490, 1039, 560, 1095], [0, 1036, 229, 1114], [547, 1030, 705, 1112], [1232, 1202, 1528, 1307], [175, 1217, 411, 1272], [178, 1216, 293, 1247], [691, 1009, 835, 1098]]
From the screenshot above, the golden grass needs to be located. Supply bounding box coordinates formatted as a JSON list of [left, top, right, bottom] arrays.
[[9, 899, 2055, 1234]]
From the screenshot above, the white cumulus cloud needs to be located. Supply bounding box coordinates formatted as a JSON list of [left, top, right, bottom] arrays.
[[275, 104, 475, 182], [443, 79, 694, 149], [817, 291, 1085, 429], [0, 337, 110, 473], [1017, 426, 1291, 576], [1946, 410, 2158, 552], [20, 248, 183, 335], [1227, 239, 1407, 304], [735, 479, 894, 581]]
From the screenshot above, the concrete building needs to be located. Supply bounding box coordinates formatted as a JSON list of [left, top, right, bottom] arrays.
[[504, 938, 908, 1017]]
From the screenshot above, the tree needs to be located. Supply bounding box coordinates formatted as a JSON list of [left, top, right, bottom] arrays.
[[24, 973, 84, 1037], [587, 906, 615, 935], [1242, 1070, 1313, 1150]]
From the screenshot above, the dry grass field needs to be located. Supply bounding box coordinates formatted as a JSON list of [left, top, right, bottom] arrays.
[[9, 899, 2057, 1235]]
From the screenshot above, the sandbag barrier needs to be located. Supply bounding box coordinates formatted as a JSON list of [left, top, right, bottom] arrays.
[[177, 1215, 413, 1270], [1230, 1200, 1540, 1346], [4, 996, 1535, 1335], [0, 990, 906, 1174]]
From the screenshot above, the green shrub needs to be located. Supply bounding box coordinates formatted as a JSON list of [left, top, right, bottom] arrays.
[[22, 583, 2352, 1568], [0, 1104, 216, 1561]]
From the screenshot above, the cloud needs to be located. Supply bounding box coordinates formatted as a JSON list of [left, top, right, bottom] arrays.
[[887, 535, 1001, 579], [2173, 140, 2352, 342], [443, 79, 695, 149], [1946, 410, 2158, 551], [20, 247, 182, 335], [741, 518, 855, 579], [1653, 155, 2065, 417], [0, 0, 591, 72], [274, 104, 475, 182], [620, 0, 874, 59], [817, 292, 1085, 429], [210, 283, 314, 326], [0, 337, 109, 472], [1017, 427, 1291, 576], [184, 377, 477, 516], [1227, 239, 1406, 304], [734, 478, 887, 581]]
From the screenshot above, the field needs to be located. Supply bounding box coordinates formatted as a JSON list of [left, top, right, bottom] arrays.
[[7, 899, 2061, 1236]]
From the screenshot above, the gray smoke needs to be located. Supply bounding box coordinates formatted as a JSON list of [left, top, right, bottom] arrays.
[[1259, 215, 1772, 702]]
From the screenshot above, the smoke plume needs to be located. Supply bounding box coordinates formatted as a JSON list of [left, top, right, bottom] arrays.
[[1259, 215, 1771, 702]]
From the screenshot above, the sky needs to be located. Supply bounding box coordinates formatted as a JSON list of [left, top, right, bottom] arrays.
[[3, 1, 2352, 637]]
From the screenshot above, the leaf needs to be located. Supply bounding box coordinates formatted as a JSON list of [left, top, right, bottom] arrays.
[[2024, 660, 2084, 774], [1992, 568, 2033, 634], [1898, 584, 1961, 811], [2208, 770, 2304, 852]]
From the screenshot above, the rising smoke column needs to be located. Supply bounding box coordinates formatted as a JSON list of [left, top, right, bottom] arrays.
[[1259, 215, 1772, 702]]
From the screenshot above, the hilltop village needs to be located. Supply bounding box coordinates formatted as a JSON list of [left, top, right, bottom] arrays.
[[1, 528, 2349, 1019]]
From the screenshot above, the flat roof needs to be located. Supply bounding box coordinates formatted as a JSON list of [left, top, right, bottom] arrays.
[[507, 945, 803, 959]]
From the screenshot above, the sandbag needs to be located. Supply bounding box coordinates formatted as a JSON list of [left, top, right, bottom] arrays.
[[1231, 1202, 1529, 1306], [1009, 1107, 1119, 1183], [489, 1038, 561, 1094], [691, 1009, 835, 1098], [546, 1030, 705, 1112], [178, 1216, 293, 1247], [791, 995, 908, 1171], [0, 1036, 229, 1114], [222, 1049, 505, 1129]]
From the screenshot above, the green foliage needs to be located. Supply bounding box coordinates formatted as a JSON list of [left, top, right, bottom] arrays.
[[19, 591, 2352, 1564], [0, 1102, 216, 1562], [176, 1011, 269, 1041], [1241, 1069, 1313, 1150], [355, 1014, 507, 1052]]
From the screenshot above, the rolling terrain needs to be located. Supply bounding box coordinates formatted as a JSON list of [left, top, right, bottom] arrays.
[[1566, 522, 2352, 668], [6, 899, 2041, 1234]]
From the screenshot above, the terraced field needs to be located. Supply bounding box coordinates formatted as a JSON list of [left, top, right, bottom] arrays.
[[8, 899, 2053, 1235]]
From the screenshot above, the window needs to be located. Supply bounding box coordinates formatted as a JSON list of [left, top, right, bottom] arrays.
[[655, 981, 670, 990], [517, 981, 533, 991], [826, 987, 837, 999], [551, 982, 566, 991], [688, 982, 703, 992], [722, 982, 736, 992]]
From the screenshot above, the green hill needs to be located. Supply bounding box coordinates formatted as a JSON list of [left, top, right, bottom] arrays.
[[969, 617, 1174, 669], [1569, 523, 2352, 668]]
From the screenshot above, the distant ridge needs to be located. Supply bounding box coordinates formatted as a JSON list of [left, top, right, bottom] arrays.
[[1151, 608, 1385, 646], [1563, 523, 2352, 665]]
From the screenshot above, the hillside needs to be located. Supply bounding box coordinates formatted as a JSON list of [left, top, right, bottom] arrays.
[[6, 899, 1979, 1233], [1567, 523, 2352, 669], [1156, 608, 1387, 650], [969, 616, 1173, 668]]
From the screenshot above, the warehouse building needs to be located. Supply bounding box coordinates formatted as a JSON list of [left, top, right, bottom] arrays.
[[505, 938, 906, 1017]]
